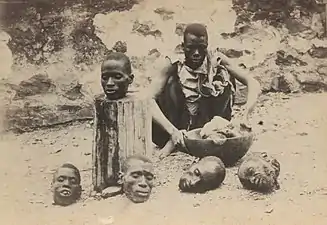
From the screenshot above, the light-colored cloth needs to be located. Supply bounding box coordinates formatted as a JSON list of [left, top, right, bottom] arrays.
[[171, 50, 235, 118]]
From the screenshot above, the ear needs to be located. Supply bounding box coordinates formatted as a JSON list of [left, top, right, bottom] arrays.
[[77, 185, 82, 199], [128, 74, 134, 84], [117, 171, 124, 185]]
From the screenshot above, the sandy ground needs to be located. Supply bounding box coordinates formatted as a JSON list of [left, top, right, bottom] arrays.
[[0, 92, 326, 225]]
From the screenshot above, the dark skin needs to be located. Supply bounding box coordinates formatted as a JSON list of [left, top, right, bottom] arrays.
[[179, 156, 226, 193], [52, 167, 81, 206], [150, 32, 261, 158], [183, 33, 208, 70], [118, 158, 155, 203], [238, 153, 280, 192], [101, 59, 134, 100]]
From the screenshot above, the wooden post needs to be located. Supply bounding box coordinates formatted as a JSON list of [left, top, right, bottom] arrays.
[[92, 93, 152, 192]]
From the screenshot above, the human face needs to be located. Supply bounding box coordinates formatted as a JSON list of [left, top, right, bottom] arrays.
[[183, 33, 208, 69], [122, 160, 154, 203], [101, 59, 133, 100], [238, 157, 280, 192], [52, 167, 81, 206], [179, 157, 225, 193]]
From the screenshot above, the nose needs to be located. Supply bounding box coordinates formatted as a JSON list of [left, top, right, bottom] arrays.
[[193, 49, 200, 57], [62, 179, 70, 186], [138, 177, 148, 188], [106, 77, 115, 87]]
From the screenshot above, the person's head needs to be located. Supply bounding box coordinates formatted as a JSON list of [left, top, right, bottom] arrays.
[[52, 163, 81, 206], [182, 23, 209, 70], [118, 155, 155, 203], [101, 52, 134, 100], [237, 153, 280, 193], [179, 156, 226, 193]]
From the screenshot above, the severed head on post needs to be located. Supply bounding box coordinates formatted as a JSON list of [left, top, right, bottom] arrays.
[[101, 52, 134, 100]]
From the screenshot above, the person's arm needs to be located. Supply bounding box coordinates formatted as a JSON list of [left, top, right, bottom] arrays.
[[217, 52, 261, 121], [148, 58, 182, 141]]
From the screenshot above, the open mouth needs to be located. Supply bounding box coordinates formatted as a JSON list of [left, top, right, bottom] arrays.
[[60, 189, 72, 197], [105, 89, 117, 94], [179, 179, 192, 190]]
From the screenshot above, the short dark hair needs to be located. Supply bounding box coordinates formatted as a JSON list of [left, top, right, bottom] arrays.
[[121, 155, 152, 173], [183, 23, 208, 41], [200, 156, 225, 191], [102, 52, 132, 74], [54, 163, 81, 184]]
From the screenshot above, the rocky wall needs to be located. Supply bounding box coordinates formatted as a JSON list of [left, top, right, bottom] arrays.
[[1, 0, 327, 133]]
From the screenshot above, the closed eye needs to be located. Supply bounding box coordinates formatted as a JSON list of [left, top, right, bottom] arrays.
[[146, 175, 154, 181], [57, 176, 64, 182], [131, 171, 142, 179], [101, 75, 108, 80], [115, 74, 123, 79]]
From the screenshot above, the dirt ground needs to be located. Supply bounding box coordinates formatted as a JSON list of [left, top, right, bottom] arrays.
[[0, 92, 326, 225]]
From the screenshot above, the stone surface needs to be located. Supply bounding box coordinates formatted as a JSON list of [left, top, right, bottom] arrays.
[[175, 23, 186, 36], [1, 0, 327, 133], [112, 41, 127, 53], [270, 71, 301, 93], [308, 45, 327, 58], [154, 7, 174, 20], [294, 71, 327, 92], [317, 64, 327, 76], [0, 31, 13, 80], [275, 50, 307, 67], [174, 44, 183, 54], [218, 48, 244, 58], [250, 54, 281, 92], [11, 73, 55, 99], [2, 0, 136, 65], [148, 48, 161, 58], [232, 0, 324, 35], [5, 94, 93, 133], [132, 20, 162, 38], [310, 13, 325, 38]]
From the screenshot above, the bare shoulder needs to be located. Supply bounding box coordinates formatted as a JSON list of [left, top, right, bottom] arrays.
[[147, 56, 178, 96], [153, 56, 179, 78]]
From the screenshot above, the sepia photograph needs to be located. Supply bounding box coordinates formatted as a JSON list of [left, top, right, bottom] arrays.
[[0, 0, 326, 224]]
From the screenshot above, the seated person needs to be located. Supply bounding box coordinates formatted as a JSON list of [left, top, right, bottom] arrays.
[[149, 23, 261, 158], [52, 163, 82, 206], [179, 156, 225, 193], [102, 155, 155, 203], [238, 152, 280, 193], [100, 52, 134, 100]]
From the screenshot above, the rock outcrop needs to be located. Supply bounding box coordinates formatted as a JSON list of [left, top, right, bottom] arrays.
[[1, 0, 327, 132]]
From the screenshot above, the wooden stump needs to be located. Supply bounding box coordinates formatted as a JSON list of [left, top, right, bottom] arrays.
[[92, 93, 152, 192]]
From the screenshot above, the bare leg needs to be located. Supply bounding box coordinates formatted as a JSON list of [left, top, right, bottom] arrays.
[[152, 75, 187, 150], [158, 139, 175, 159]]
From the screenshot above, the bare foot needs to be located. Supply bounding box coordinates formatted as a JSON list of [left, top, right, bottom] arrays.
[[158, 139, 175, 160]]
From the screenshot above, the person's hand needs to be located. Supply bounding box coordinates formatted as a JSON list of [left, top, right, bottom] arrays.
[[239, 107, 252, 132], [171, 129, 187, 149]]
